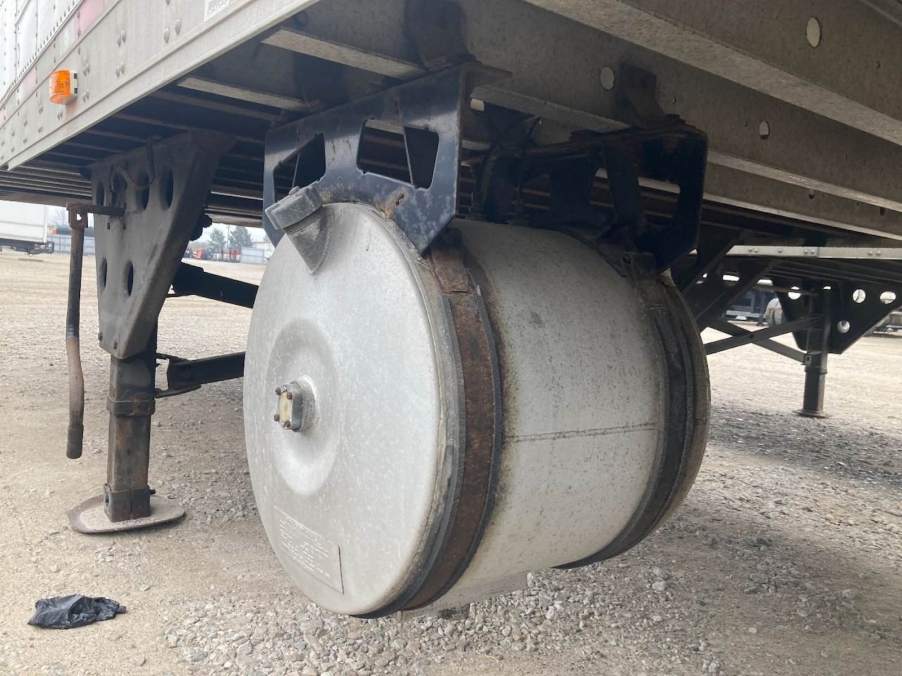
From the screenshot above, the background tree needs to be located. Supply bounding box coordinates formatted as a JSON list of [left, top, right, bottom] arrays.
[[228, 225, 253, 249], [208, 228, 226, 259]]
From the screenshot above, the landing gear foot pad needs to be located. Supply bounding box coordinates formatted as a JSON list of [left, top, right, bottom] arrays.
[[796, 409, 829, 419], [68, 495, 185, 534]]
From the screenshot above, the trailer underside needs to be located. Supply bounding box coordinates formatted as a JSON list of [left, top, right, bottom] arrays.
[[1, 1, 900, 233], [3, 1, 902, 328], [2, 0, 901, 615]]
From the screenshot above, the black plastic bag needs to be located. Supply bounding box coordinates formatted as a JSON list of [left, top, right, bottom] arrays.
[[28, 594, 126, 629]]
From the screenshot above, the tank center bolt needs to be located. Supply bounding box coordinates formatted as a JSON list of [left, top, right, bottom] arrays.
[[272, 381, 316, 432]]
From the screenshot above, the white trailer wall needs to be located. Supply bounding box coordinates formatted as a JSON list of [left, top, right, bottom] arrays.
[[0, 0, 81, 96], [0, 199, 48, 244]]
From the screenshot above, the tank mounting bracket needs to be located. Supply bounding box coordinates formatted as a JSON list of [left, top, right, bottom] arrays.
[[478, 115, 709, 272], [263, 63, 505, 252]]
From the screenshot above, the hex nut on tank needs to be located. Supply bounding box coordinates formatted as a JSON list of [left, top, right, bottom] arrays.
[[273, 380, 316, 432]]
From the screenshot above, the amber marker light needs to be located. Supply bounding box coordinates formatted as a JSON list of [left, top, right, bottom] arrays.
[[49, 70, 78, 105]]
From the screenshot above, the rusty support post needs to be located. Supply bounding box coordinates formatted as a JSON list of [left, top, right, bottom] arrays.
[[104, 333, 157, 521]]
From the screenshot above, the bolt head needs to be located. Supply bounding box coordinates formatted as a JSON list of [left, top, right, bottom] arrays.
[[599, 66, 616, 91], [806, 17, 822, 48], [271, 380, 318, 432]]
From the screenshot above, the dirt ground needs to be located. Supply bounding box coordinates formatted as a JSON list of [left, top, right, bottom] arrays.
[[0, 251, 899, 676]]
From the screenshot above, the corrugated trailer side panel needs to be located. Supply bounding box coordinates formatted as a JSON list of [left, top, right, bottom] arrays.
[[0, 0, 319, 171], [0, 1, 81, 96], [0, 2, 13, 94]]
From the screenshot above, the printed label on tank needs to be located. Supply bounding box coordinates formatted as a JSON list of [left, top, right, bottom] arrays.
[[204, 0, 231, 21], [275, 507, 343, 593]]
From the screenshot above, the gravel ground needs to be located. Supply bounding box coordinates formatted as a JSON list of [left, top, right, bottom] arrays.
[[0, 252, 900, 675]]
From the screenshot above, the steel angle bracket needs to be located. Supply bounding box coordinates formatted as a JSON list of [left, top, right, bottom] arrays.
[[263, 64, 506, 253], [775, 276, 902, 354], [685, 258, 775, 330], [559, 121, 708, 271], [825, 281, 902, 353], [476, 66, 708, 272], [527, 116, 708, 271], [91, 132, 233, 360]]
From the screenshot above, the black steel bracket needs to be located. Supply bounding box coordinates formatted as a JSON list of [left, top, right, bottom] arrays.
[[171, 263, 258, 308], [684, 259, 774, 330], [156, 352, 247, 398], [475, 66, 708, 271], [91, 131, 233, 360], [263, 64, 504, 252], [775, 278, 902, 354]]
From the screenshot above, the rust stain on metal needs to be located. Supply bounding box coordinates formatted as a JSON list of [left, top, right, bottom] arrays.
[[376, 187, 410, 221], [403, 230, 502, 610]]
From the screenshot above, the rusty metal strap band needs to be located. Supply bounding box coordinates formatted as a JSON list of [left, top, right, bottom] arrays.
[[400, 231, 503, 612], [107, 397, 156, 417]]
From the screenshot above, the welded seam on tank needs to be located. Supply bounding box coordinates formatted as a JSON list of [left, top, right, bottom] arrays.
[[507, 422, 657, 443], [557, 271, 705, 570]]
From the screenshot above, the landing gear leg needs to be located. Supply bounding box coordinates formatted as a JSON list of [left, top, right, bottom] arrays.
[[67, 131, 234, 533], [799, 349, 829, 418], [106, 340, 156, 522], [798, 299, 830, 418], [797, 290, 830, 418], [70, 335, 187, 532]]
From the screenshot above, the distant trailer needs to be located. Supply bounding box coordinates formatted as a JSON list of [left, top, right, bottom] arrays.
[[726, 288, 774, 323], [240, 246, 267, 265], [874, 310, 902, 333], [0, 200, 52, 253]]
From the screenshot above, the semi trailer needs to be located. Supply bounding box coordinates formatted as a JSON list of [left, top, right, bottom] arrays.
[[2, 0, 902, 617], [0, 199, 53, 252]]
